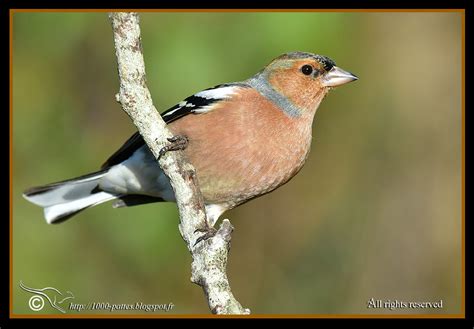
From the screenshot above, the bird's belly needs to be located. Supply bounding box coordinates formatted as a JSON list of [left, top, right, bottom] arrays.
[[169, 106, 313, 208], [188, 138, 310, 208]]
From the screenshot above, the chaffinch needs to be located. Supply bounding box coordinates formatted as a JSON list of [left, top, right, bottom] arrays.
[[23, 51, 358, 225]]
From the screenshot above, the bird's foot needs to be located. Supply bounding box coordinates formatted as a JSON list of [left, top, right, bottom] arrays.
[[193, 225, 218, 246], [158, 135, 189, 160]]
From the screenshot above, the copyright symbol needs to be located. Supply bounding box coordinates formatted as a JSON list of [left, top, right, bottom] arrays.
[[28, 295, 45, 311]]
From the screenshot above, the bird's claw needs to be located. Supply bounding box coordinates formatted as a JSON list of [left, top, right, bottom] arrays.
[[158, 135, 189, 160], [193, 225, 218, 246]]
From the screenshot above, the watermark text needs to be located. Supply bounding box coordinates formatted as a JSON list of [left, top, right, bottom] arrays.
[[367, 298, 443, 311], [69, 301, 175, 312]]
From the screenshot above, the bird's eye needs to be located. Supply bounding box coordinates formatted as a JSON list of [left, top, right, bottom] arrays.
[[301, 65, 313, 76]]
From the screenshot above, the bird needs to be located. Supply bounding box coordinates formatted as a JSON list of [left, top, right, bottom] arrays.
[[23, 51, 358, 227]]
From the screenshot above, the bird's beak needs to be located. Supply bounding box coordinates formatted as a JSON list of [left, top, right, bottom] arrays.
[[321, 66, 358, 87]]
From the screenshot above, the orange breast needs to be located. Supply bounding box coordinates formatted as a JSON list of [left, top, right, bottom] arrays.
[[168, 88, 314, 208]]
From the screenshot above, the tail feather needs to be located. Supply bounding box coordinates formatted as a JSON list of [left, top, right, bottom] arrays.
[[23, 170, 119, 224]]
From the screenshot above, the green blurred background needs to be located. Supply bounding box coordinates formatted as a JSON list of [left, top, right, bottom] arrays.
[[12, 11, 463, 315]]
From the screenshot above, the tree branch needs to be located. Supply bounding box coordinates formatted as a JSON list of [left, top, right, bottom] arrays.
[[108, 12, 250, 315]]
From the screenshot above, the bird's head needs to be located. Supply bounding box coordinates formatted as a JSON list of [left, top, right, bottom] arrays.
[[256, 51, 358, 116]]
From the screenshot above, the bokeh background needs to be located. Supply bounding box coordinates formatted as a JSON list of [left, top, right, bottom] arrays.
[[12, 11, 463, 315]]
